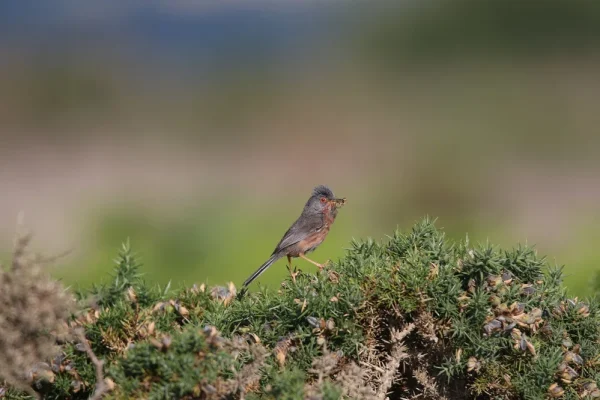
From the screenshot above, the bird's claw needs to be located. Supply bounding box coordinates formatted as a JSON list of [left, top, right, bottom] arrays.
[[317, 260, 332, 271], [321, 260, 333, 270], [287, 264, 300, 283], [290, 270, 300, 283]]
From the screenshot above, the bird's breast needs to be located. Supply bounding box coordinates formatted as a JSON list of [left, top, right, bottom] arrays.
[[296, 226, 330, 254], [324, 208, 336, 226]]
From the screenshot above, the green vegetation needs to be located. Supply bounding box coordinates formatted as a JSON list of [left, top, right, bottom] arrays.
[[3, 218, 600, 399], [362, 0, 600, 65]]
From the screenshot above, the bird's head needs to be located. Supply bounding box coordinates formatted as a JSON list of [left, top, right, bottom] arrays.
[[305, 185, 346, 216]]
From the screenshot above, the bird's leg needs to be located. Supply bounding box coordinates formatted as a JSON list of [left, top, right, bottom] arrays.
[[287, 255, 299, 283], [299, 253, 324, 270]]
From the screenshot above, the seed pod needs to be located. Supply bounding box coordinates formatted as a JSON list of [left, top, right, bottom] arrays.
[[510, 302, 525, 316], [538, 324, 552, 336], [519, 335, 528, 352], [567, 298, 577, 307], [247, 333, 261, 344], [502, 321, 516, 332], [557, 362, 567, 373], [483, 319, 502, 336], [468, 279, 477, 293], [211, 283, 237, 306], [306, 316, 320, 328], [429, 263, 439, 279], [548, 383, 564, 398], [325, 319, 335, 331], [455, 348, 463, 363], [126, 286, 137, 303], [203, 384, 217, 394], [71, 380, 82, 393], [530, 308, 543, 319], [105, 378, 116, 391], [577, 304, 590, 317], [521, 284, 535, 296], [487, 275, 502, 288], [467, 357, 481, 372], [496, 303, 510, 315], [489, 295, 501, 307], [564, 351, 583, 365], [457, 294, 470, 302], [177, 305, 189, 317], [511, 328, 522, 341], [526, 340, 536, 356], [560, 366, 578, 384], [553, 305, 565, 316], [328, 270, 340, 283], [274, 336, 293, 367]]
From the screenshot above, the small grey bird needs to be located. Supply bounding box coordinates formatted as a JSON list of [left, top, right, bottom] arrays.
[[242, 185, 346, 289]]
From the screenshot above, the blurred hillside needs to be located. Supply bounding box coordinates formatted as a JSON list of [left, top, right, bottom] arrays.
[[1, 0, 599, 296]]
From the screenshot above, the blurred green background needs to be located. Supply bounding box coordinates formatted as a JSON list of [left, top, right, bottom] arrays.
[[1, 0, 599, 295]]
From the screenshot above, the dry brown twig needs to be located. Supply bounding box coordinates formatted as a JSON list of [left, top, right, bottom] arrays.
[[336, 361, 378, 400], [227, 337, 269, 400], [0, 221, 74, 399], [413, 367, 447, 400], [74, 328, 110, 400], [375, 323, 415, 400]]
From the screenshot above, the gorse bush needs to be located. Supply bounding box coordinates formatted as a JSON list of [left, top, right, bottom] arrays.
[[2, 218, 600, 399], [0, 232, 74, 399]]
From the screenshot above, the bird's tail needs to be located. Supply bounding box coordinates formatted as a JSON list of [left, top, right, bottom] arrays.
[[242, 254, 280, 289]]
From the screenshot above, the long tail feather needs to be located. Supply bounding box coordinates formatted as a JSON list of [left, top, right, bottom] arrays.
[[242, 254, 280, 288]]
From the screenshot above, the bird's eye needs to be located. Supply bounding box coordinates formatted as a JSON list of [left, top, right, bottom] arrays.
[[320, 197, 327, 203]]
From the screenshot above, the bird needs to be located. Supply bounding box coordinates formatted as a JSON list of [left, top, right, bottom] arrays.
[[241, 185, 346, 290]]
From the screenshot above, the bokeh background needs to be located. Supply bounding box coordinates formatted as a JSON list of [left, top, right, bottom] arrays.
[[1, 0, 599, 295]]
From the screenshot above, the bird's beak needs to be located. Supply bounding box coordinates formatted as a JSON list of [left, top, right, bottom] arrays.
[[331, 198, 347, 208]]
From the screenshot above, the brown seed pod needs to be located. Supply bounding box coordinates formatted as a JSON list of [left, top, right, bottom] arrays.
[[501, 270, 513, 284], [559, 366, 578, 384], [486, 275, 502, 288], [510, 302, 525, 316], [467, 357, 481, 373], [548, 383, 564, 398], [564, 351, 584, 365], [483, 319, 502, 336]]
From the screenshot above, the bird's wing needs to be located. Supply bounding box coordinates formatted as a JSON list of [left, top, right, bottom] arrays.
[[273, 214, 323, 254]]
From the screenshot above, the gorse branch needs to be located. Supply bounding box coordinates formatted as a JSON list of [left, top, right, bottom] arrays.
[[4, 218, 600, 399]]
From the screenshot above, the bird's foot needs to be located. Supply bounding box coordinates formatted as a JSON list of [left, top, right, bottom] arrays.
[[287, 264, 300, 283], [290, 270, 300, 283], [319, 259, 333, 270]]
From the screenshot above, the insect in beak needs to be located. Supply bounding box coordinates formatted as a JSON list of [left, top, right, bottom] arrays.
[[331, 198, 346, 208]]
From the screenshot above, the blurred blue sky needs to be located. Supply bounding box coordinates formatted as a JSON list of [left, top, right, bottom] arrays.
[[0, 1, 344, 77], [1, 0, 600, 296]]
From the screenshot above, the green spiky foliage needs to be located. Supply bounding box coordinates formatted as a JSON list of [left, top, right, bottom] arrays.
[[4, 218, 600, 399]]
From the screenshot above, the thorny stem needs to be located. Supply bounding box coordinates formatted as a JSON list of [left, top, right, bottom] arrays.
[[376, 323, 415, 400], [74, 328, 109, 400]]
